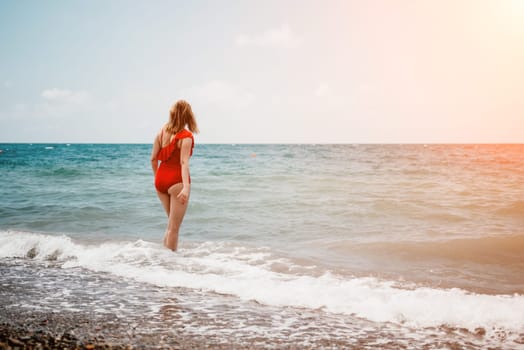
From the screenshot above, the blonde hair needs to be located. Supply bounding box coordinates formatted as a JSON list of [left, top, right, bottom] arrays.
[[165, 100, 199, 134]]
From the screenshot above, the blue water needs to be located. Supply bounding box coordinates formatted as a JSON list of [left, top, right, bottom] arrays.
[[1, 143, 155, 238], [2, 143, 523, 242], [1, 143, 524, 348]]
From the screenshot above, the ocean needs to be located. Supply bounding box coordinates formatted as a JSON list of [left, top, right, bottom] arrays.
[[1, 143, 523, 349]]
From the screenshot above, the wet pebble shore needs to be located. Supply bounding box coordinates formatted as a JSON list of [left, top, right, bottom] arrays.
[[0, 323, 127, 350], [0, 309, 241, 350], [0, 309, 151, 350], [0, 308, 338, 350]]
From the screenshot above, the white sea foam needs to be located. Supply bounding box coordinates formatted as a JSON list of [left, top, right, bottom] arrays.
[[1, 230, 524, 332]]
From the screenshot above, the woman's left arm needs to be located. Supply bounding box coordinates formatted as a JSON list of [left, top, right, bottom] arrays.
[[177, 138, 192, 204]]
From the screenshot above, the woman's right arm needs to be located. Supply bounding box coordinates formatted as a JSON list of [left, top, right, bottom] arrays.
[[150, 133, 161, 176]]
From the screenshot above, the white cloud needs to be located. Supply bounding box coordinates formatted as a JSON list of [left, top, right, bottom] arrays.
[[33, 88, 92, 121], [3, 80, 12, 88], [235, 24, 301, 48], [315, 83, 330, 97], [41, 88, 90, 104], [184, 80, 255, 110]]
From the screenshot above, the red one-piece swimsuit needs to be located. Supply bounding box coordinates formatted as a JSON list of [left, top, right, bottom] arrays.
[[154, 129, 194, 194]]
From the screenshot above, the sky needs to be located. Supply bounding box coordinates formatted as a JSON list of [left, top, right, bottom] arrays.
[[0, 0, 523, 143]]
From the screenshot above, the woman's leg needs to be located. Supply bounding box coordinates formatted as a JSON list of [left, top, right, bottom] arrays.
[[164, 183, 189, 251], [156, 191, 170, 216], [156, 191, 171, 246]]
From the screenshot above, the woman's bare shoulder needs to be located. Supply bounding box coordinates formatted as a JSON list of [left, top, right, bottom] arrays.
[[159, 124, 176, 147]]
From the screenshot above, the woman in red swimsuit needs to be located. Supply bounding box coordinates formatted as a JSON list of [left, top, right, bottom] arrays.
[[150, 100, 199, 251]]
